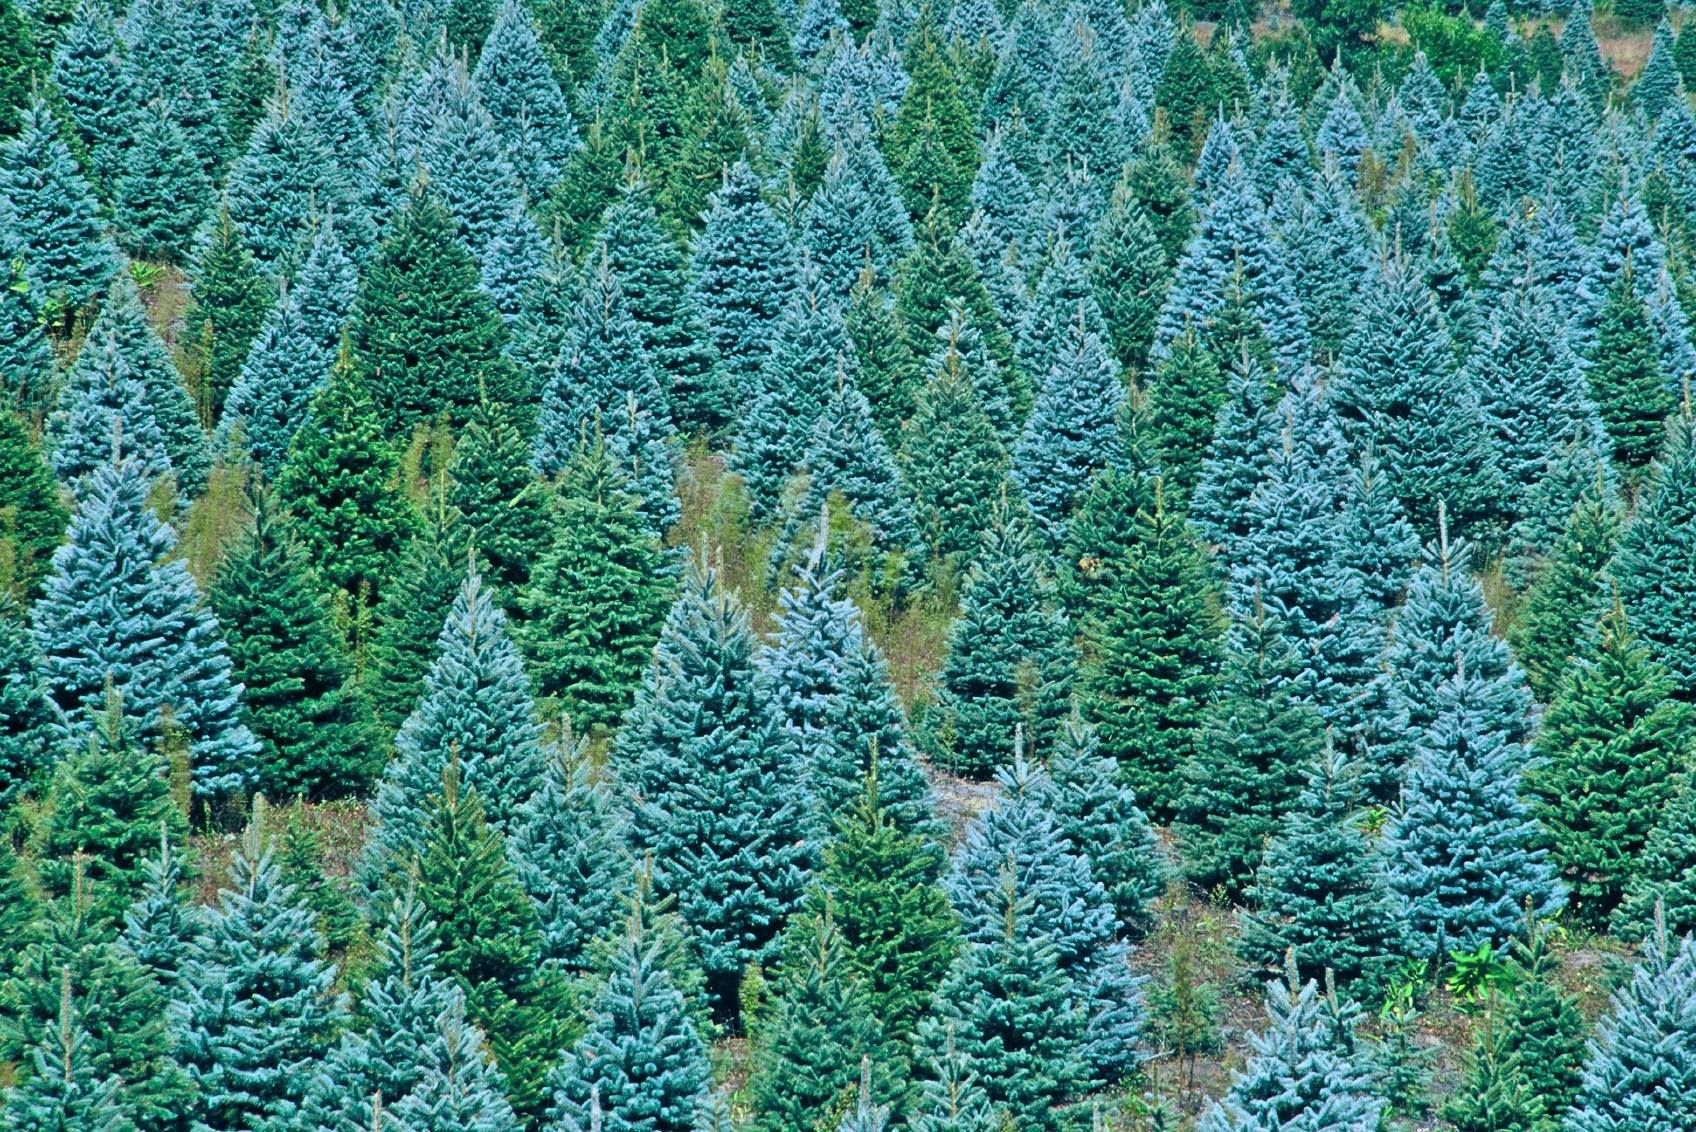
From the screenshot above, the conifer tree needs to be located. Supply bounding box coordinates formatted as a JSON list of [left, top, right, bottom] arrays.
[[32, 697, 187, 922], [365, 507, 465, 735], [1511, 487, 1618, 702], [803, 128, 915, 302], [1384, 531, 1535, 761], [920, 879, 1088, 1132], [1188, 349, 1278, 552], [534, 254, 680, 532], [1238, 746, 1402, 996], [224, 101, 353, 275], [1617, 778, 1696, 939], [1045, 716, 1166, 940], [412, 767, 569, 1120], [945, 759, 1144, 1090], [184, 208, 274, 422], [1383, 663, 1563, 960], [47, 316, 172, 494], [351, 190, 522, 434], [1176, 596, 1326, 896], [616, 554, 812, 1010], [689, 160, 798, 398], [293, 884, 458, 1131], [0, 221, 56, 417], [842, 268, 921, 442], [209, 492, 379, 802], [1564, 919, 1696, 1132], [111, 103, 209, 265], [173, 818, 349, 1132], [0, 594, 58, 803], [909, 1025, 1001, 1132], [1011, 311, 1124, 542], [1527, 606, 1690, 929], [508, 739, 631, 970], [922, 495, 1076, 778], [518, 435, 673, 734], [0, 99, 115, 319], [367, 567, 544, 879], [62, 277, 209, 497], [389, 996, 523, 1132], [449, 397, 552, 604], [218, 289, 336, 475], [543, 877, 712, 1132], [897, 331, 1008, 571], [473, 0, 576, 200], [1197, 967, 1385, 1131], [3, 976, 139, 1132], [1144, 329, 1227, 502], [49, 0, 135, 195], [1077, 486, 1221, 818], [1615, 414, 1696, 700], [598, 178, 731, 438], [1591, 266, 1676, 478], [745, 911, 899, 1132], [813, 771, 959, 1044], [275, 360, 420, 620], [1459, 910, 1587, 1130], [119, 825, 195, 990], [1, 859, 191, 1129], [1333, 256, 1503, 537], [32, 455, 259, 799]]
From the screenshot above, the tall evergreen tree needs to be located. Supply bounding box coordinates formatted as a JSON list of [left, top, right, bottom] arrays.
[[1591, 265, 1676, 479], [411, 766, 569, 1121], [813, 771, 959, 1044], [518, 435, 673, 735], [1511, 486, 1619, 702], [922, 495, 1076, 778], [1332, 256, 1504, 537], [1615, 413, 1696, 700], [350, 190, 522, 435], [31, 455, 260, 798], [744, 911, 900, 1132], [366, 567, 545, 880], [111, 102, 209, 265], [1077, 486, 1221, 818], [0, 99, 114, 319], [597, 178, 731, 438], [275, 359, 420, 622], [218, 288, 336, 475], [364, 503, 465, 735], [543, 876, 712, 1132], [183, 208, 274, 422], [1176, 595, 1326, 896], [209, 491, 379, 802], [1527, 605, 1690, 929], [32, 696, 187, 922], [173, 819, 349, 1132], [1383, 662, 1563, 961], [473, 0, 577, 199], [689, 160, 797, 399], [0, 594, 59, 803], [1238, 746, 1402, 996], [3, 975, 139, 1132], [616, 554, 812, 1011], [507, 738, 632, 971], [449, 396, 553, 604], [1564, 919, 1696, 1132]]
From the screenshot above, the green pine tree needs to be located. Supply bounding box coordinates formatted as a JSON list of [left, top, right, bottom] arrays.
[[518, 433, 673, 736], [276, 359, 421, 635], [1527, 605, 1691, 929], [183, 207, 275, 424], [2, 973, 139, 1132], [0, 410, 68, 601], [1590, 265, 1676, 479], [812, 772, 960, 1044], [449, 396, 553, 605], [1510, 486, 1619, 702], [350, 190, 523, 436], [32, 697, 188, 925], [364, 503, 465, 735], [210, 491, 381, 801], [1077, 485, 1222, 818]]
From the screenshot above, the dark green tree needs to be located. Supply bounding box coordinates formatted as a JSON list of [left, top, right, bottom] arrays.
[[449, 396, 553, 605], [0, 411, 67, 601], [183, 208, 274, 423], [1511, 487, 1619, 702], [517, 434, 673, 736], [1590, 266, 1676, 480], [209, 492, 380, 802], [350, 191, 522, 435], [1527, 605, 1691, 929]]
